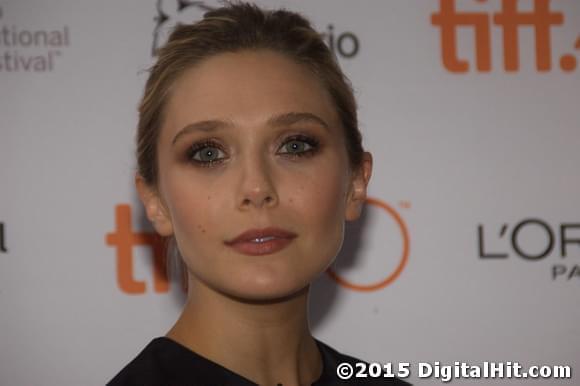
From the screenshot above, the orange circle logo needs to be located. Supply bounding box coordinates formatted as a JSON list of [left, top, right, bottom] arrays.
[[326, 197, 410, 291]]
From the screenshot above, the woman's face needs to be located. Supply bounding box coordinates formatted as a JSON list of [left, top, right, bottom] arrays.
[[138, 50, 371, 301]]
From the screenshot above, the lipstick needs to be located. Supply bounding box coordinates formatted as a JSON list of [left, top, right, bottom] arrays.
[[224, 227, 297, 256]]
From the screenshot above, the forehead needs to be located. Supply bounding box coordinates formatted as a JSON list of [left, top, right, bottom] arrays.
[[161, 50, 341, 139]]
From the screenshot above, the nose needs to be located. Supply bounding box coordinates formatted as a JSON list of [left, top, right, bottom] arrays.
[[236, 153, 279, 210]]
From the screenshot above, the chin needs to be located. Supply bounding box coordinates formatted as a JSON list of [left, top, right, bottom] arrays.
[[223, 275, 311, 304]]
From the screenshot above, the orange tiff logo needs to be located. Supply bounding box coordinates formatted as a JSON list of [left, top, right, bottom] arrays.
[[106, 200, 410, 294], [431, 0, 580, 73], [105, 204, 170, 294]]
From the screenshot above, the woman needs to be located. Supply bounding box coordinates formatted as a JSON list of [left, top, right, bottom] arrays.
[[108, 2, 409, 385]]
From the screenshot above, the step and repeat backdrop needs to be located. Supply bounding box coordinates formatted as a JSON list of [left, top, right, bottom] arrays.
[[1, 0, 579, 385]]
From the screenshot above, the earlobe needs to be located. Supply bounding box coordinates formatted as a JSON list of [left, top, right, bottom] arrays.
[[135, 173, 174, 236], [345, 152, 373, 221]]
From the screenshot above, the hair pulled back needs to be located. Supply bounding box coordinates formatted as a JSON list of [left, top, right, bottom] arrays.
[[136, 1, 363, 188]]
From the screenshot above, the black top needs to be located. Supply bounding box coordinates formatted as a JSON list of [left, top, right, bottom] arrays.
[[107, 337, 411, 385]]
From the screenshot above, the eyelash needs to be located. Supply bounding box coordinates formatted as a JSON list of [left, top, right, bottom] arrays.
[[185, 134, 321, 168]]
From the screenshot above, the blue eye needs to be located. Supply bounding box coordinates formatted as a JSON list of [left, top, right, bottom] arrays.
[[187, 141, 226, 166], [281, 140, 311, 154], [278, 135, 319, 156]]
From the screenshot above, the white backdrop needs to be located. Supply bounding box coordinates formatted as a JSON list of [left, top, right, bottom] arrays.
[[1, 1, 579, 385]]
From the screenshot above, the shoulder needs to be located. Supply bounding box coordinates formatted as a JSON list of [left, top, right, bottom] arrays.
[[106, 338, 174, 386], [316, 340, 412, 385], [106, 337, 257, 386]]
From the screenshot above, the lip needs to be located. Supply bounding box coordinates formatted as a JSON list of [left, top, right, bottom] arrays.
[[224, 227, 297, 256]]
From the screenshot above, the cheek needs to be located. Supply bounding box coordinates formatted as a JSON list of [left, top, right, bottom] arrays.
[[286, 160, 349, 241], [161, 169, 222, 250]]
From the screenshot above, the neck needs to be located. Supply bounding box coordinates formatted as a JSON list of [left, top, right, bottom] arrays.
[[166, 276, 323, 386]]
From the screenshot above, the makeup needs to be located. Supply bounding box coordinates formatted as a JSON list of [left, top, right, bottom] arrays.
[[224, 227, 297, 256]]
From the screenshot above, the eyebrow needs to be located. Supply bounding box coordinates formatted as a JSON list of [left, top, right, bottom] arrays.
[[171, 112, 330, 146]]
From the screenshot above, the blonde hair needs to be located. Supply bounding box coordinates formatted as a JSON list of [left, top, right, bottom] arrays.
[[137, 1, 363, 188]]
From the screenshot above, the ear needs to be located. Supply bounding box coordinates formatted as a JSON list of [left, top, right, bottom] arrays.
[[345, 152, 373, 221], [135, 173, 174, 236]]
